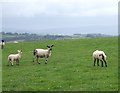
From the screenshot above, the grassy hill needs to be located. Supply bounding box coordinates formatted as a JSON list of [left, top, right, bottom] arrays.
[[2, 37, 118, 91]]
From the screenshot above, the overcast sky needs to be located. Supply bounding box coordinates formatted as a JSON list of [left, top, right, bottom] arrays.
[[1, 0, 119, 35]]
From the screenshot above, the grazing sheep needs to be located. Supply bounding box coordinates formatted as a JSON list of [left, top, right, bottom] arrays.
[[8, 50, 22, 66], [33, 45, 54, 64], [1, 40, 5, 49], [93, 50, 107, 67]]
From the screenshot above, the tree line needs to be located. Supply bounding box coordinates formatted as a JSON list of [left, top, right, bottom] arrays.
[[0, 32, 113, 42]]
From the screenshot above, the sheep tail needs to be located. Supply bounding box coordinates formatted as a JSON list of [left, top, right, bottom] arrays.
[[29, 51, 36, 54], [29, 51, 34, 53], [8, 56, 10, 60]]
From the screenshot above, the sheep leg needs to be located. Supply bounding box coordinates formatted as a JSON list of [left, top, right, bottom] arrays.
[[16, 60, 17, 65], [94, 58, 96, 66], [37, 56, 40, 64], [11, 61, 13, 66], [33, 55, 37, 65], [45, 57, 48, 64], [103, 59, 107, 67], [16, 59, 18, 65], [8, 60, 10, 66], [17, 59, 20, 65], [100, 60, 103, 67], [97, 59, 99, 66], [1, 45, 3, 49]]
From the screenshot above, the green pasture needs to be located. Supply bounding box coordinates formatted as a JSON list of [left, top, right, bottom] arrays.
[[2, 37, 118, 91]]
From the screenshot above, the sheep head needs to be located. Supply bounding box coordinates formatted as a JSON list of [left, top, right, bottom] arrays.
[[18, 50, 22, 54], [47, 45, 54, 51]]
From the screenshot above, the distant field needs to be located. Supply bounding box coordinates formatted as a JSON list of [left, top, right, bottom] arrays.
[[2, 37, 118, 91]]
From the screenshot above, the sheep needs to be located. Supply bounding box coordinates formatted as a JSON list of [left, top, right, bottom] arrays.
[[33, 45, 54, 64], [8, 50, 22, 66], [93, 50, 107, 67], [1, 40, 5, 49]]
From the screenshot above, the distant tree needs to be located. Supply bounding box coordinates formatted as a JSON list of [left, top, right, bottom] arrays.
[[86, 34, 95, 38], [6, 32, 13, 35], [2, 32, 5, 35], [14, 32, 18, 35]]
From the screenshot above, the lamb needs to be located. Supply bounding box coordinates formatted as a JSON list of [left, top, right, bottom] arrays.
[[93, 50, 107, 67], [33, 45, 54, 64], [8, 50, 22, 66], [1, 40, 5, 49]]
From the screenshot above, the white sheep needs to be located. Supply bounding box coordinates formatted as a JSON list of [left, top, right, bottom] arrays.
[[93, 50, 107, 67], [33, 45, 54, 64], [8, 50, 22, 66], [1, 40, 5, 49]]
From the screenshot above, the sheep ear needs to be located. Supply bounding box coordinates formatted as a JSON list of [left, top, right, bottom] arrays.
[[47, 45, 49, 47], [21, 50, 23, 52], [51, 45, 54, 47], [18, 50, 20, 52]]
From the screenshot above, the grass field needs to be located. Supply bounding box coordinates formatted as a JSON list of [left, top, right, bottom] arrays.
[[2, 37, 118, 91]]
